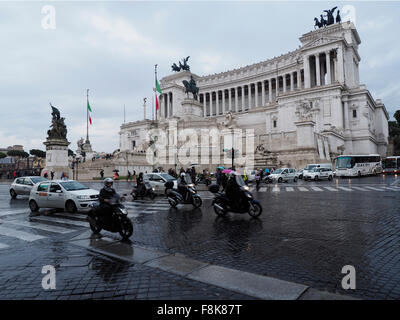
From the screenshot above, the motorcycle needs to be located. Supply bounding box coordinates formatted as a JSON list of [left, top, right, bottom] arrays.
[[131, 180, 156, 200], [209, 175, 262, 218], [87, 193, 133, 240], [165, 175, 202, 208], [195, 174, 211, 186]]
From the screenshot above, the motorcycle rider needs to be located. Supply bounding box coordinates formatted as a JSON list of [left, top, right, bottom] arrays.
[[177, 172, 189, 201], [136, 172, 145, 198], [99, 178, 116, 222], [224, 172, 243, 209]]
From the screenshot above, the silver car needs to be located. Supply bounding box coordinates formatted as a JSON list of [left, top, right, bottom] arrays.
[[10, 176, 48, 199], [144, 173, 177, 194]]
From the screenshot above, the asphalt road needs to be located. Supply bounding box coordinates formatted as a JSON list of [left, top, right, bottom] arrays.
[[0, 175, 399, 299]]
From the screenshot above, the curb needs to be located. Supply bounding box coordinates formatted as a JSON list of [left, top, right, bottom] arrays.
[[69, 231, 356, 300]]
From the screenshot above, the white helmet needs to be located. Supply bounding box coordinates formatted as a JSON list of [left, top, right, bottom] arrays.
[[180, 172, 186, 178]]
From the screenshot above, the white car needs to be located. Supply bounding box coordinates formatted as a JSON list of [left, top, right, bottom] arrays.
[[144, 173, 177, 194], [29, 180, 99, 213], [304, 167, 333, 181], [10, 176, 48, 198], [269, 168, 298, 183]]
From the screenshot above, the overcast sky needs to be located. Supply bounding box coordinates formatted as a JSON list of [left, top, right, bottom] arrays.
[[0, 1, 399, 153]]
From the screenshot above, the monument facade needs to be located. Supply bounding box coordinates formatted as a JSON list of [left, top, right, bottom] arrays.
[[120, 21, 389, 170]]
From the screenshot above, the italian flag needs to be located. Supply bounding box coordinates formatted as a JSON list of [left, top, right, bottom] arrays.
[[88, 100, 93, 124], [155, 79, 162, 110]]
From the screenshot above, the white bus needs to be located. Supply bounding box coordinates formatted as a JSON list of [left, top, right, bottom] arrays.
[[382, 156, 400, 174], [335, 154, 382, 177]]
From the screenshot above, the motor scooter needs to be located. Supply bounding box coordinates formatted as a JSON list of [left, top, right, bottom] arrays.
[[165, 175, 202, 208], [87, 193, 133, 240]]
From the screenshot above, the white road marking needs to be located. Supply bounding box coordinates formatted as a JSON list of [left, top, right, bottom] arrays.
[[297, 187, 309, 192], [0, 209, 30, 217], [128, 213, 139, 218], [337, 187, 353, 192], [0, 243, 9, 249], [29, 216, 88, 227], [5, 220, 76, 234], [53, 212, 88, 220], [363, 186, 384, 191], [259, 187, 267, 192], [324, 187, 338, 191], [272, 186, 280, 192], [286, 187, 294, 192], [382, 187, 400, 191], [351, 186, 370, 191], [311, 187, 323, 191], [0, 226, 46, 242]]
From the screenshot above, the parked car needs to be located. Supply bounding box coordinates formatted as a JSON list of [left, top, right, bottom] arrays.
[[269, 168, 298, 183], [10, 176, 48, 199], [144, 173, 177, 194], [295, 169, 304, 179], [304, 167, 333, 181], [29, 180, 99, 213]]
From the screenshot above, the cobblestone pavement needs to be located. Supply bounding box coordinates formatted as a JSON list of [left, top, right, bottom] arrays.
[[0, 175, 399, 299]]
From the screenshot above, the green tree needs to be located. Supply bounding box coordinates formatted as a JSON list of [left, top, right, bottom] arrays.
[[389, 109, 400, 155], [7, 150, 29, 158], [29, 149, 46, 158], [394, 110, 400, 125], [0, 152, 6, 159]]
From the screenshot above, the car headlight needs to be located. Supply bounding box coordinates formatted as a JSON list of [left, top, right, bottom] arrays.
[[152, 187, 155, 191], [244, 186, 250, 191], [77, 195, 90, 200], [120, 208, 128, 215]]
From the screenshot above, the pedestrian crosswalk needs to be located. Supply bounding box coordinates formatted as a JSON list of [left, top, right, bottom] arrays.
[[246, 185, 400, 193]]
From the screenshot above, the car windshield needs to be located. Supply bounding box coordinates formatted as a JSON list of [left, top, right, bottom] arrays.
[[60, 181, 89, 191], [305, 165, 317, 170], [159, 173, 175, 181], [31, 177, 47, 184], [273, 169, 283, 174], [312, 168, 320, 172]]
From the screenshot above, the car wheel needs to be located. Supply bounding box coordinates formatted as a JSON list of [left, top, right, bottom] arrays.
[[278, 177, 283, 183], [65, 200, 77, 213], [29, 200, 39, 212], [314, 176, 319, 181], [10, 189, 17, 199]]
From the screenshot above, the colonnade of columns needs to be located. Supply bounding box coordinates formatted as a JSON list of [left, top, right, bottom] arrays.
[[200, 70, 304, 117], [159, 92, 173, 118], [303, 49, 337, 89]]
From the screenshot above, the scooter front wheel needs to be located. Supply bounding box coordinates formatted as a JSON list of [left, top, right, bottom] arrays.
[[213, 202, 227, 216], [192, 196, 202, 208], [119, 216, 133, 240], [168, 197, 177, 208], [248, 202, 262, 218], [88, 215, 102, 234]]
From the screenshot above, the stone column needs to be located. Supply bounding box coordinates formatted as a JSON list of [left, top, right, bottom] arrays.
[[297, 70, 302, 89], [248, 84, 252, 109], [326, 51, 331, 85], [202, 94, 207, 117], [255, 82, 258, 108], [303, 55, 311, 89], [290, 73, 294, 91], [283, 75, 287, 92], [261, 81, 265, 105], [316, 53, 321, 86], [241, 85, 245, 111], [165, 93, 168, 118], [268, 80, 272, 102], [228, 89, 232, 112], [337, 46, 344, 83], [222, 89, 226, 114], [235, 87, 238, 112], [216, 91, 219, 115], [343, 100, 350, 130], [275, 77, 279, 98]]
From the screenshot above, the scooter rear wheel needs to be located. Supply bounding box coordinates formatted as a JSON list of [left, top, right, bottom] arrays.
[[213, 202, 227, 216]]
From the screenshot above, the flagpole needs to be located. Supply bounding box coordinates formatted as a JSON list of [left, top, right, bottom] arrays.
[[155, 64, 158, 121], [86, 89, 89, 143]]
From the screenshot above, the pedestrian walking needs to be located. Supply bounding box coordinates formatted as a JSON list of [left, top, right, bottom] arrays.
[[127, 170, 132, 181], [100, 169, 104, 179], [50, 171, 54, 180]]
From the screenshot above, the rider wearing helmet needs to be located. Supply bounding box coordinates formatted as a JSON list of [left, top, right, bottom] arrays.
[[136, 172, 145, 197], [178, 172, 189, 201], [225, 172, 242, 208], [99, 178, 116, 212]]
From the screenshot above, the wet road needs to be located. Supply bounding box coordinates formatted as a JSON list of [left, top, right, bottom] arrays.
[[0, 175, 399, 299]]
